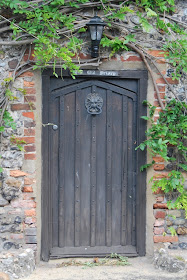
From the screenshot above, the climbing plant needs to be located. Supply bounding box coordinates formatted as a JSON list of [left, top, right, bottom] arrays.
[[0, 0, 186, 81], [0, 0, 186, 213], [137, 99, 187, 217]]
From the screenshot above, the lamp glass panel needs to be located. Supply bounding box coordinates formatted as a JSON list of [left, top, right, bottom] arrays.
[[89, 25, 104, 41], [96, 26, 104, 40], [89, 26, 97, 40]]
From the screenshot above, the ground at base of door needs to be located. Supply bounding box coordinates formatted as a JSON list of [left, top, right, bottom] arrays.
[[20, 256, 186, 280]]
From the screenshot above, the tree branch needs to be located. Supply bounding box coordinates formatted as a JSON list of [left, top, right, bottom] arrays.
[[127, 43, 165, 110], [13, 46, 27, 81], [0, 15, 38, 39], [0, 26, 11, 34], [159, 13, 187, 28], [0, 17, 17, 26], [0, 98, 8, 126], [103, 32, 165, 109], [0, 39, 34, 45], [145, 54, 183, 103], [15, 66, 34, 78]]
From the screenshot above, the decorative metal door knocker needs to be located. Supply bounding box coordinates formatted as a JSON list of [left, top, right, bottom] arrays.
[[85, 92, 103, 115]]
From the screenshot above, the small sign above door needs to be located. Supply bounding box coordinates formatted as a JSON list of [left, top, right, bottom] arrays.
[[75, 70, 119, 77]]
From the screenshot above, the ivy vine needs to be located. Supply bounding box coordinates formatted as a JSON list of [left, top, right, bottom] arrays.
[[137, 99, 187, 217]]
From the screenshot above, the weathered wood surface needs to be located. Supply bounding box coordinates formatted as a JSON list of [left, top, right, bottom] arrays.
[[42, 71, 147, 260]]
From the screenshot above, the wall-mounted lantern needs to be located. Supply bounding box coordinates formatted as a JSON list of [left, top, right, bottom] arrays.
[[87, 15, 106, 58]]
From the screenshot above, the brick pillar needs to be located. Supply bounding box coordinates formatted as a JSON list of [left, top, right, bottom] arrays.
[[9, 70, 37, 251]]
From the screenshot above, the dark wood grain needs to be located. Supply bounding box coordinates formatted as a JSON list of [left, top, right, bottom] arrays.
[[106, 90, 112, 247], [95, 87, 106, 246], [58, 95, 65, 248], [121, 95, 128, 246], [50, 98, 59, 247], [74, 90, 81, 247], [51, 80, 137, 100], [50, 245, 137, 258], [126, 98, 133, 245], [90, 85, 97, 247], [132, 99, 137, 246], [111, 92, 122, 246], [64, 93, 75, 247], [80, 87, 91, 246], [90, 114, 97, 246]]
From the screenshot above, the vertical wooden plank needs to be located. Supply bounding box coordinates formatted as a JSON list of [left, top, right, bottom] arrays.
[[49, 97, 59, 247], [64, 93, 75, 247], [111, 93, 122, 246], [48, 101, 53, 251], [106, 90, 112, 247], [80, 87, 91, 246], [132, 99, 137, 246], [59, 95, 65, 248], [90, 86, 97, 247], [41, 75, 50, 261], [121, 95, 127, 246], [126, 98, 133, 245], [75, 90, 81, 247], [95, 88, 106, 246], [90, 114, 97, 247]]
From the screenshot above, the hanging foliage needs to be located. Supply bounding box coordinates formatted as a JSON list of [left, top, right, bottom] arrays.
[[137, 99, 187, 217], [0, 0, 186, 79]]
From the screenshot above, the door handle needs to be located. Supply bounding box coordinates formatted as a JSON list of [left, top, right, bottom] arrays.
[[52, 124, 58, 131]]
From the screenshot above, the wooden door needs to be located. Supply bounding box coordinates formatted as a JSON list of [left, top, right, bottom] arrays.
[[42, 70, 147, 260]]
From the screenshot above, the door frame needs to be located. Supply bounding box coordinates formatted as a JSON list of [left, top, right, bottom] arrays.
[[41, 69, 148, 261]]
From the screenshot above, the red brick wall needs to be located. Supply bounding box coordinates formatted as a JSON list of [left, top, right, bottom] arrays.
[[8, 68, 37, 250]]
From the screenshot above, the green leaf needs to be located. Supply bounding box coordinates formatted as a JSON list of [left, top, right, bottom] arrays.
[[178, 164, 187, 172], [53, 72, 58, 78], [140, 161, 155, 171], [146, 8, 157, 17], [141, 116, 149, 120], [78, 27, 86, 33], [139, 143, 146, 151], [168, 227, 177, 236]]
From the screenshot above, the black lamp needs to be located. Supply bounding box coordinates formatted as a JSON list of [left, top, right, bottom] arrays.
[[87, 15, 106, 58]]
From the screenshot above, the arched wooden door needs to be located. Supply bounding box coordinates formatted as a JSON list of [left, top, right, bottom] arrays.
[[42, 70, 147, 260]]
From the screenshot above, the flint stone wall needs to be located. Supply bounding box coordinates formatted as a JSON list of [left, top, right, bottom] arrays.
[[0, 249, 35, 279]]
